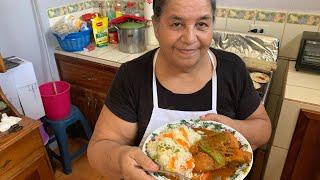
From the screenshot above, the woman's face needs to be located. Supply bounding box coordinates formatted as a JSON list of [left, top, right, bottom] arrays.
[[153, 0, 214, 69]]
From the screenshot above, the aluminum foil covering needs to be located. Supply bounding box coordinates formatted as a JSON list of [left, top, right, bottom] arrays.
[[211, 30, 279, 63]]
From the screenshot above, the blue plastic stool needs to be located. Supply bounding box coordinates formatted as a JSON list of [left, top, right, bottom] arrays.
[[42, 105, 92, 174]]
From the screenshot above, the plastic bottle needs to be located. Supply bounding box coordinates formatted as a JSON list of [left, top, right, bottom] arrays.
[[106, 1, 116, 20], [115, 0, 123, 18]]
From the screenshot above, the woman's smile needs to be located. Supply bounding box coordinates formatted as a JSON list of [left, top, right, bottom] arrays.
[[176, 48, 198, 57]]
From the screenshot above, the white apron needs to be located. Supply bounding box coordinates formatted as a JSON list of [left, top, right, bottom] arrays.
[[139, 49, 218, 146]]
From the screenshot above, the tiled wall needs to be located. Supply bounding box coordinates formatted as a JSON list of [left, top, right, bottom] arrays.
[[47, 1, 320, 60], [215, 8, 320, 60], [47, 0, 101, 27]]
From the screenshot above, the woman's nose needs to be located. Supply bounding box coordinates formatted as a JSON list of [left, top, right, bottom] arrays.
[[181, 27, 197, 44]]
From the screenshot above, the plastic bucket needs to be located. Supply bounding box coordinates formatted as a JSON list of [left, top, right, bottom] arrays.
[[39, 81, 71, 121]]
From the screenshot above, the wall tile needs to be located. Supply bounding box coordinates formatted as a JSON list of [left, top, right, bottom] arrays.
[[255, 20, 285, 42], [256, 11, 286, 23], [287, 13, 320, 26], [216, 8, 228, 18], [214, 17, 227, 30], [84, 1, 94, 9], [47, 6, 69, 19], [280, 23, 318, 59], [47, 0, 94, 19], [254, 10, 287, 42], [228, 9, 255, 20], [263, 146, 288, 180], [225, 18, 254, 33], [225, 9, 255, 33]]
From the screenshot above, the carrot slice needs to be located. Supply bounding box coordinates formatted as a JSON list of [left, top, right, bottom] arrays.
[[168, 156, 176, 170], [163, 133, 174, 138], [176, 138, 189, 148], [179, 127, 188, 140]]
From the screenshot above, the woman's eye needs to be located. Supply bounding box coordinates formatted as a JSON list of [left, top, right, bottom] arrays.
[[171, 22, 182, 28], [197, 22, 208, 30]]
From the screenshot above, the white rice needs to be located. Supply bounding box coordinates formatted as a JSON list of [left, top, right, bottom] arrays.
[[146, 125, 202, 178]]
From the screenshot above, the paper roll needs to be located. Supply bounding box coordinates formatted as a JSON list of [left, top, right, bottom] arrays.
[[144, 1, 154, 20]]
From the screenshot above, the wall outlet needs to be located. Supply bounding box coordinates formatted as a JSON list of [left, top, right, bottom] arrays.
[[249, 24, 269, 34]]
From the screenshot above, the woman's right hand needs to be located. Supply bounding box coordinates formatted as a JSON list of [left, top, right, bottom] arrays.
[[118, 146, 159, 180]]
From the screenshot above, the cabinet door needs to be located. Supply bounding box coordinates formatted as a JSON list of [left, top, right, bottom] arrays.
[[13, 154, 54, 180], [70, 84, 107, 127], [281, 109, 320, 180], [70, 85, 93, 126], [89, 91, 107, 125]]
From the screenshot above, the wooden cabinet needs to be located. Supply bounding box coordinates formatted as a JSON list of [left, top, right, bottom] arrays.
[[281, 109, 320, 180], [55, 53, 118, 127], [0, 118, 54, 180]]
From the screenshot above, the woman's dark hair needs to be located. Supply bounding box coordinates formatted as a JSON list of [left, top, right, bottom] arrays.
[[152, 0, 216, 21]]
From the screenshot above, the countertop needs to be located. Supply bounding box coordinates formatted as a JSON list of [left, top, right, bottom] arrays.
[[55, 44, 158, 68], [284, 61, 320, 106]]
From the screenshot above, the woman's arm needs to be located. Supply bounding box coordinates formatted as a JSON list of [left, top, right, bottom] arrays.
[[87, 105, 158, 179], [200, 104, 272, 150]]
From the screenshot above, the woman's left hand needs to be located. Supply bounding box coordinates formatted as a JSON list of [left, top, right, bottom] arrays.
[[200, 113, 235, 127]]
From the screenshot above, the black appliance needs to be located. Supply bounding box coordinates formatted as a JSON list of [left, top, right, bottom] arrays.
[[296, 31, 320, 72]]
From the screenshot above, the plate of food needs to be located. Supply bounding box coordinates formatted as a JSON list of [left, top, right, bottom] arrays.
[[142, 119, 253, 180], [250, 72, 270, 84]]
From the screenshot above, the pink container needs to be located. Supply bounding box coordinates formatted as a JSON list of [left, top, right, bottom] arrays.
[[39, 81, 71, 121]]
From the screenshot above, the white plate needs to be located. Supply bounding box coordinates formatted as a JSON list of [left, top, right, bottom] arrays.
[[142, 119, 253, 180]]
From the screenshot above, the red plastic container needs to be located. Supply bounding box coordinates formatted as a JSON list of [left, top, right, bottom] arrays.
[[39, 81, 71, 121]]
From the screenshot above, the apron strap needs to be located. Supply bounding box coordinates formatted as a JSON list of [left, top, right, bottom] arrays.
[[208, 51, 217, 111], [152, 49, 160, 108]]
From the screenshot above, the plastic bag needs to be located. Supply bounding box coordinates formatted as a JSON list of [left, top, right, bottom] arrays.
[[51, 15, 88, 39]]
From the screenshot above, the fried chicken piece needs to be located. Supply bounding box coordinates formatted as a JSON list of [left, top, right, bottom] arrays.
[[221, 132, 240, 149], [227, 149, 252, 168], [193, 152, 225, 172], [205, 132, 239, 149]]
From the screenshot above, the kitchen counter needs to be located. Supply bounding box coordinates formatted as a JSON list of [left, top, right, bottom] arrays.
[[264, 61, 320, 180], [284, 61, 320, 106], [55, 44, 158, 68]]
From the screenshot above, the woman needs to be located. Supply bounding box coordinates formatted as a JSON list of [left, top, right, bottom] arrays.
[[88, 0, 271, 179]]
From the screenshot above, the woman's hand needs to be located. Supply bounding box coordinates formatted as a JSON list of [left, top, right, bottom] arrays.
[[118, 146, 159, 180], [200, 104, 272, 150], [200, 113, 235, 127]]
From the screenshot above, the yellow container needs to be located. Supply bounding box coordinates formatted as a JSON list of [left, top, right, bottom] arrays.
[[92, 16, 109, 47]]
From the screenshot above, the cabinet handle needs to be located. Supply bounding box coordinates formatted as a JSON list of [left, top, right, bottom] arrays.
[[94, 98, 97, 109], [87, 97, 91, 107], [81, 74, 97, 81], [0, 160, 12, 170]]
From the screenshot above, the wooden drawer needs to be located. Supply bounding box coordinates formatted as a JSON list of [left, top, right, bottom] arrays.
[[55, 53, 118, 93], [11, 152, 54, 180], [0, 129, 43, 176]]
